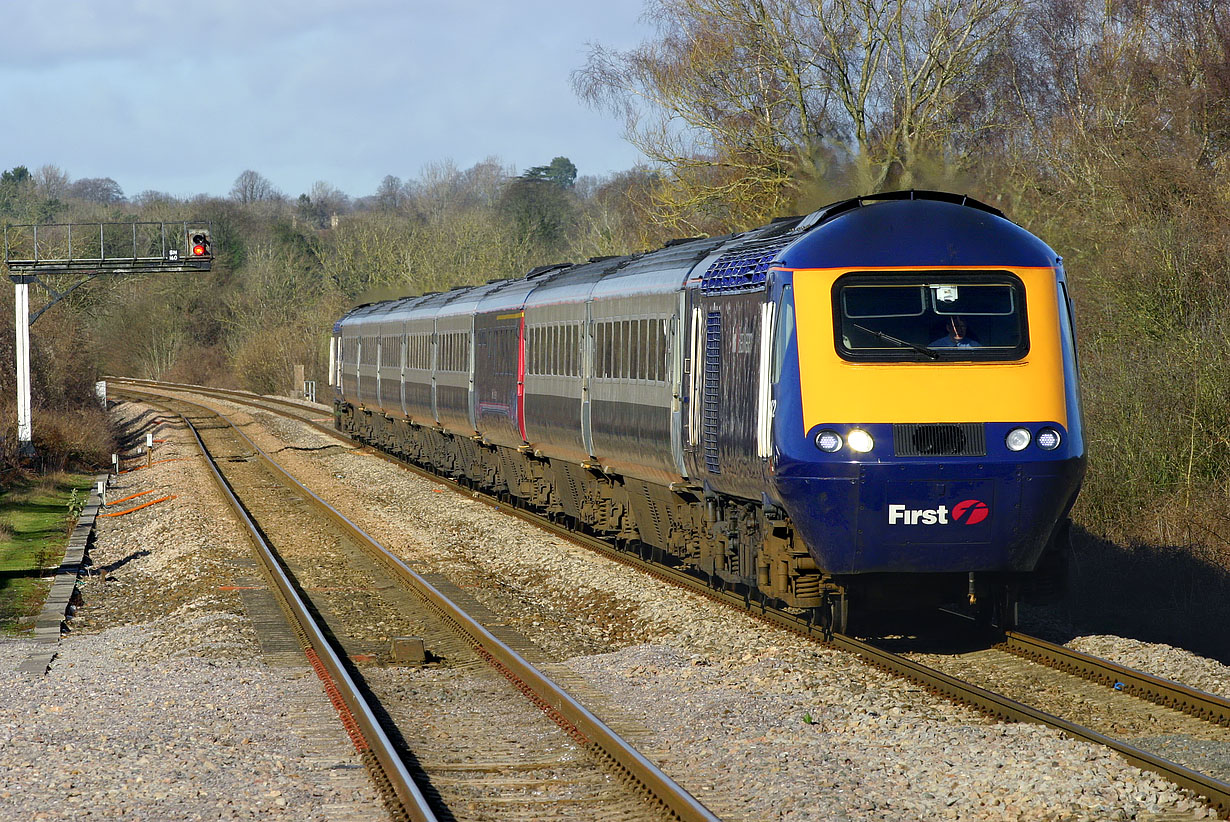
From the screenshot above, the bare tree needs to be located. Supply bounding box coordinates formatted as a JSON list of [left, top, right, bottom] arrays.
[[68, 177, 125, 204], [33, 165, 70, 200], [375, 174, 407, 210], [296, 181, 351, 228], [575, 0, 1020, 231], [230, 169, 281, 204]]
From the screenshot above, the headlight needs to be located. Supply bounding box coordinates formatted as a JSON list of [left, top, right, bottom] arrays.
[[1037, 427, 1061, 450], [815, 430, 843, 453], [1006, 427, 1031, 452], [847, 429, 874, 453]]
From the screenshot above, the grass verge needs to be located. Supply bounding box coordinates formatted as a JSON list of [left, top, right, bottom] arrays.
[[0, 472, 95, 634]]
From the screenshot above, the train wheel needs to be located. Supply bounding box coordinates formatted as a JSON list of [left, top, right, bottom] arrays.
[[976, 586, 1018, 631], [819, 593, 848, 640], [1000, 587, 1019, 631]]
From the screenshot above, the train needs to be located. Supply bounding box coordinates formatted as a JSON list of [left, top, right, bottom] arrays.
[[330, 190, 1086, 633]]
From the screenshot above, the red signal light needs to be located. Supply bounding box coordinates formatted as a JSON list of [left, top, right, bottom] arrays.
[[188, 230, 211, 258]]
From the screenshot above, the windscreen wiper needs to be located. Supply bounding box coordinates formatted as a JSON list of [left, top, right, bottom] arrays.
[[852, 323, 939, 360]]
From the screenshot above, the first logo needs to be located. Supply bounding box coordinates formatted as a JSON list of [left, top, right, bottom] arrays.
[[951, 499, 990, 525]]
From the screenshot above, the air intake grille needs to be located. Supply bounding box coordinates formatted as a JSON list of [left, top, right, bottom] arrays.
[[700, 235, 793, 295], [893, 423, 986, 457], [702, 311, 722, 473]]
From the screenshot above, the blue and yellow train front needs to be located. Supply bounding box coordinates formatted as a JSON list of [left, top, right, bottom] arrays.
[[767, 198, 1086, 608]]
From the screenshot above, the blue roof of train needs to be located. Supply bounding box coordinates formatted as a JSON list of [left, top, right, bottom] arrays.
[[778, 195, 1058, 270]]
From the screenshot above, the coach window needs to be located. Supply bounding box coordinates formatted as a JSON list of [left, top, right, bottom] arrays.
[[650, 320, 659, 382], [568, 324, 576, 377], [611, 321, 618, 378], [573, 325, 580, 376], [650, 319, 660, 381], [628, 319, 639, 381], [616, 320, 625, 379], [543, 327, 553, 379], [642, 319, 652, 381], [624, 319, 634, 380], [632, 319, 640, 380], [648, 321, 658, 382], [544, 326, 550, 375], [609, 321, 617, 379], [591, 324, 599, 378], [631, 320, 640, 381], [652, 319, 663, 382], [609, 321, 619, 378], [553, 327, 563, 379], [610, 321, 619, 379], [554, 326, 561, 377]]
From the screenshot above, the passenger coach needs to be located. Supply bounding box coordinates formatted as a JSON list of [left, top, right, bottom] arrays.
[[331, 191, 1086, 632]]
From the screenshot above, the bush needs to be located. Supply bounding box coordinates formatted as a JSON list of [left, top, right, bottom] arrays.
[[0, 402, 114, 477]]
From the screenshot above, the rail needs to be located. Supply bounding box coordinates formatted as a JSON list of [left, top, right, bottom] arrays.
[[110, 378, 1230, 818], [180, 409, 436, 822], [113, 381, 721, 822]]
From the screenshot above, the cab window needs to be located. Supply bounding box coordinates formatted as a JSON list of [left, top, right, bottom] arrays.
[[772, 285, 795, 382], [834, 272, 1028, 362]]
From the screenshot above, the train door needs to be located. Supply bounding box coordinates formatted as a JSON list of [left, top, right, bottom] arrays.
[[684, 302, 704, 455], [430, 323, 439, 425], [756, 298, 775, 459], [399, 332, 408, 417], [580, 299, 595, 457], [371, 337, 381, 408], [669, 290, 687, 478], [466, 317, 478, 433]]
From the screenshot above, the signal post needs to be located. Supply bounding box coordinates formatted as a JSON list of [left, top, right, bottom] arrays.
[[2, 221, 213, 455]]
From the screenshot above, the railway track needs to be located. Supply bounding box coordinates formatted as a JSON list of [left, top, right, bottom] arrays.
[[110, 378, 1230, 818], [113, 385, 718, 822]]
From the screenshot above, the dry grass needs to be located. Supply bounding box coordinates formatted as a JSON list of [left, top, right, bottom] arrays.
[[0, 403, 115, 484]]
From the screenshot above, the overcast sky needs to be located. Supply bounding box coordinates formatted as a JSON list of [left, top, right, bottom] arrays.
[[0, 1, 652, 200]]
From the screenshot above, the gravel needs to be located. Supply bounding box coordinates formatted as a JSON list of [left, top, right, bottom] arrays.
[[31, 392, 1221, 822], [1066, 635, 1230, 699], [225, 399, 1228, 821], [0, 402, 383, 821]]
